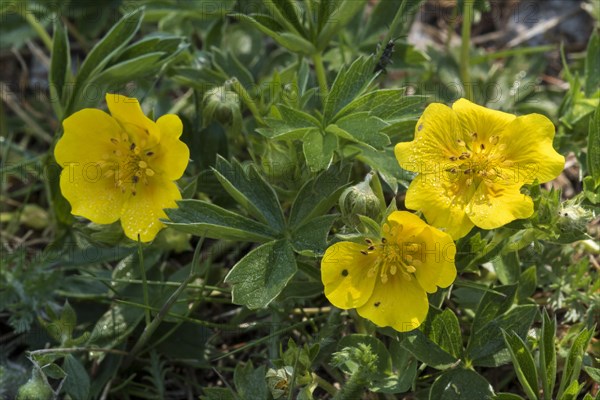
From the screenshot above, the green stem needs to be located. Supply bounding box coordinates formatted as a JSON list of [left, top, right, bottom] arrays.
[[332, 372, 367, 400], [460, 0, 475, 102], [137, 237, 151, 327], [312, 374, 338, 397], [312, 52, 328, 98], [21, 11, 53, 51], [376, 0, 408, 61], [229, 78, 266, 126], [123, 272, 198, 368]]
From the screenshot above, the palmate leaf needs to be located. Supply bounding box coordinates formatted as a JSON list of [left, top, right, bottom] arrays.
[[256, 104, 321, 140], [49, 20, 70, 119], [326, 112, 390, 149], [502, 330, 539, 400], [429, 369, 494, 400], [213, 156, 286, 232], [164, 200, 278, 243], [323, 56, 377, 123], [225, 239, 297, 309], [303, 128, 338, 171]]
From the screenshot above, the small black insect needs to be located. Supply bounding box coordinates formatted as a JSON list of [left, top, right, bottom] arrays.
[[374, 39, 396, 74]]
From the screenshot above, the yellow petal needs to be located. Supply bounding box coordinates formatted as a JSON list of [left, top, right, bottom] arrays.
[[150, 114, 190, 180], [499, 114, 565, 184], [395, 103, 464, 173], [321, 242, 378, 310], [55, 109, 121, 166], [59, 167, 125, 224], [452, 98, 516, 143], [356, 275, 428, 332], [404, 176, 475, 239], [466, 182, 534, 229], [120, 176, 181, 242], [105, 93, 160, 147], [386, 210, 428, 236], [412, 225, 457, 293]]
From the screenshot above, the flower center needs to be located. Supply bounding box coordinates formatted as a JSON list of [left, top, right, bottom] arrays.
[[359, 221, 420, 284], [445, 132, 508, 187], [102, 132, 157, 196]]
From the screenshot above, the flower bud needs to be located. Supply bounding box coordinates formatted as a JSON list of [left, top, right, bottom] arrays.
[[19, 204, 49, 230], [17, 369, 53, 400], [265, 366, 293, 399], [339, 175, 382, 227], [202, 86, 241, 128], [557, 199, 594, 234]]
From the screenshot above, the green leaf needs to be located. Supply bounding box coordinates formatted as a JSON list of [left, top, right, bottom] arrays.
[[429, 368, 494, 400], [502, 330, 538, 400], [291, 214, 338, 256], [164, 200, 278, 242], [343, 145, 412, 193], [90, 52, 165, 85], [325, 112, 390, 149], [234, 362, 268, 400], [49, 20, 70, 119], [471, 285, 517, 335], [559, 380, 583, 400], [492, 251, 521, 285], [401, 329, 458, 370], [469, 305, 537, 366], [316, 0, 367, 51], [235, 13, 315, 54], [69, 8, 144, 112], [588, 101, 600, 186], [557, 327, 594, 399], [539, 309, 557, 400], [201, 388, 236, 400], [225, 240, 297, 309], [336, 89, 426, 122], [494, 394, 526, 400], [263, 0, 305, 36], [323, 56, 377, 123], [585, 30, 600, 97], [303, 128, 338, 171], [583, 366, 600, 383], [338, 334, 392, 375], [62, 355, 90, 400], [87, 305, 144, 350], [431, 309, 463, 359], [115, 34, 184, 62], [257, 105, 321, 139], [213, 157, 286, 232], [288, 163, 351, 227], [517, 266, 537, 302]]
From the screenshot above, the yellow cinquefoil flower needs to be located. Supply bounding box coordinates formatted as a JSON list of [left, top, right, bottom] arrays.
[[54, 94, 190, 242], [395, 98, 565, 239], [321, 211, 456, 332]]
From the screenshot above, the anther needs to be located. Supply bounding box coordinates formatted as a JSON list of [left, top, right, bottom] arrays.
[[130, 143, 136, 151], [457, 139, 466, 146], [449, 156, 457, 161], [459, 152, 470, 160], [480, 143, 485, 150], [464, 169, 472, 174], [489, 135, 499, 145], [145, 169, 155, 176], [390, 265, 397, 275], [146, 151, 154, 156], [406, 265, 416, 273], [132, 175, 139, 184], [381, 238, 387, 244], [110, 138, 119, 145], [360, 250, 368, 255], [471, 132, 478, 140], [368, 245, 375, 251], [138, 161, 148, 169], [449, 168, 457, 174], [365, 238, 373, 245]]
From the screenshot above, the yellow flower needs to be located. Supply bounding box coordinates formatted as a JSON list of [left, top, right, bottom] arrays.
[[54, 94, 190, 242], [321, 211, 456, 332], [395, 98, 565, 239]]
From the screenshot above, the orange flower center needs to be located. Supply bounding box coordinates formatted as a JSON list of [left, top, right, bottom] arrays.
[[358, 221, 422, 284], [101, 133, 157, 196]]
